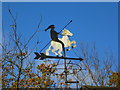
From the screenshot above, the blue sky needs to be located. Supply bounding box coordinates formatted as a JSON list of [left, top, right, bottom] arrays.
[[2, 2, 118, 63]]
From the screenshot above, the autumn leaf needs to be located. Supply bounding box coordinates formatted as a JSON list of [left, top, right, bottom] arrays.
[[59, 82, 63, 85]]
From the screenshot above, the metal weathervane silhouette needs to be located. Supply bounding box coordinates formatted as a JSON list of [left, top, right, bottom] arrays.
[[34, 20, 84, 88]]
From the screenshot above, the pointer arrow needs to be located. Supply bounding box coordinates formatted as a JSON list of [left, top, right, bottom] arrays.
[[34, 52, 83, 61]]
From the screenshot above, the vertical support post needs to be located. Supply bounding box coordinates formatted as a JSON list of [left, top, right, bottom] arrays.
[[64, 58, 67, 88], [76, 71, 79, 89], [63, 47, 67, 88], [76, 82, 78, 89]]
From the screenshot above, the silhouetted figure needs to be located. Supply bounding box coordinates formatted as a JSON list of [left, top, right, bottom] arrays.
[[45, 25, 65, 56]]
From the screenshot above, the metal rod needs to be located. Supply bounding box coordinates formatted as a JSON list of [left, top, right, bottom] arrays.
[[52, 68, 84, 70], [39, 40, 51, 53], [64, 58, 68, 88], [34, 52, 83, 61], [58, 20, 72, 34], [46, 56, 83, 61], [61, 46, 67, 88], [65, 81, 79, 83], [76, 82, 78, 89]]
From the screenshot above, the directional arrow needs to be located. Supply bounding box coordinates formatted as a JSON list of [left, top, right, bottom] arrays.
[[34, 52, 83, 61]]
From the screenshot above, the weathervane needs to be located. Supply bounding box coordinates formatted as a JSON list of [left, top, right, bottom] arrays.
[[45, 28, 76, 56], [34, 20, 84, 88]]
